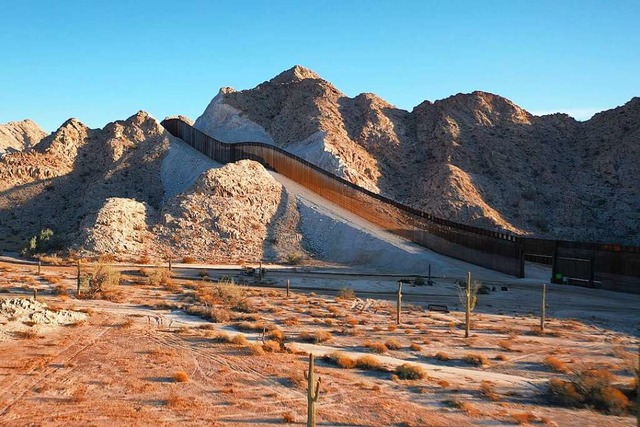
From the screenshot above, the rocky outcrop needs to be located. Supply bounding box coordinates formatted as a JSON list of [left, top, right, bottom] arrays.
[[194, 67, 640, 244], [0, 119, 47, 157]]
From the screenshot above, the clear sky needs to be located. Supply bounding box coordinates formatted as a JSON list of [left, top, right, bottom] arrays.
[[1, 0, 638, 131]]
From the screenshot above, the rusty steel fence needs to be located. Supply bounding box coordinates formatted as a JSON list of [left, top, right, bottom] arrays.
[[162, 118, 525, 277]]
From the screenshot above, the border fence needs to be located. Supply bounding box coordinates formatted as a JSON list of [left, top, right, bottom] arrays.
[[161, 118, 640, 292]]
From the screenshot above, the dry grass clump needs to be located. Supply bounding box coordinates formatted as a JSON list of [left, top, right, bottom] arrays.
[[445, 399, 480, 416], [282, 412, 295, 423], [282, 317, 300, 326], [365, 341, 388, 354], [463, 353, 490, 367], [385, 338, 403, 350], [53, 284, 67, 296], [182, 256, 197, 264], [173, 371, 189, 383], [43, 275, 61, 285], [247, 344, 265, 356], [81, 263, 121, 299], [231, 334, 249, 346], [497, 340, 514, 351], [355, 355, 385, 371], [480, 381, 500, 401], [300, 331, 333, 343], [324, 352, 358, 369], [409, 342, 422, 351], [511, 412, 537, 425], [267, 328, 285, 342], [495, 354, 509, 361], [395, 364, 426, 380], [434, 352, 450, 361], [337, 288, 356, 300], [262, 340, 282, 353], [543, 356, 569, 373], [547, 368, 630, 415]]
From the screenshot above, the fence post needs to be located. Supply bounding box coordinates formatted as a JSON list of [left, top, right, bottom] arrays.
[[37, 260, 41, 275], [76, 260, 81, 297], [396, 282, 402, 325], [540, 284, 546, 332], [286, 279, 290, 298], [465, 272, 471, 338]]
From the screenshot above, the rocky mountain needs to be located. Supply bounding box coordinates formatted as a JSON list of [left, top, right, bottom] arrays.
[[0, 119, 47, 157], [195, 66, 640, 244], [0, 112, 305, 263]]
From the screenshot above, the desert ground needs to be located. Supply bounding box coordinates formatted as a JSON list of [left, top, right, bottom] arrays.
[[0, 256, 637, 427]]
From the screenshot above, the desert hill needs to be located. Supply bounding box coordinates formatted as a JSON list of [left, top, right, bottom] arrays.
[[194, 66, 640, 244], [0, 119, 47, 157]]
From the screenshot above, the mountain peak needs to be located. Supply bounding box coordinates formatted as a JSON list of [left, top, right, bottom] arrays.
[[270, 65, 322, 84]]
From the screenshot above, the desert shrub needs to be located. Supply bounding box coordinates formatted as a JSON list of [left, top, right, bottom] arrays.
[[230, 334, 248, 346], [385, 338, 403, 350], [300, 331, 333, 343], [445, 399, 480, 416], [283, 412, 295, 423], [82, 263, 120, 296], [247, 344, 265, 356], [511, 412, 537, 424], [53, 285, 67, 296], [498, 340, 513, 351], [495, 354, 509, 361], [395, 364, 426, 380], [480, 381, 500, 401], [337, 288, 356, 300], [22, 228, 55, 256], [173, 371, 189, 383], [267, 328, 285, 342], [209, 308, 231, 323], [262, 340, 281, 353], [182, 256, 196, 264], [285, 253, 304, 265], [364, 341, 388, 354], [14, 330, 39, 340], [282, 317, 300, 326], [356, 355, 384, 371], [544, 356, 569, 373], [547, 368, 630, 415], [410, 343, 422, 351], [145, 268, 171, 287], [325, 352, 357, 369], [463, 353, 489, 367], [434, 352, 450, 361]]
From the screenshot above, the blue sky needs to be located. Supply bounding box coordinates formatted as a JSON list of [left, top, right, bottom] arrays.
[[1, 0, 638, 131]]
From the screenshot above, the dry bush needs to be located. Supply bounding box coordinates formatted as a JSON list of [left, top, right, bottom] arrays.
[[144, 268, 173, 288], [209, 308, 231, 323], [268, 328, 285, 342], [282, 317, 300, 326], [395, 364, 426, 380], [53, 285, 67, 296], [385, 338, 403, 350], [325, 352, 357, 369], [300, 331, 333, 343], [337, 288, 356, 300], [446, 399, 480, 416], [356, 355, 385, 371], [235, 321, 268, 332], [511, 412, 537, 425], [498, 340, 513, 351], [437, 380, 450, 388], [495, 354, 509, 361], [434, 352, 450, 361], [544, 356, 569, 373], [463, 353, 489, 367], [69, 385, 87, 403], [118, 318, 134, 329], [283, 412, 295, 423], [173, 371, 189, 383], [480, 381, 500, 401], [82, 263, 120, 297], [262, 340, 282, 353], [365, 341, 388, 354], [410, 343, 422, 351], [345, 317, 359, 326], [247, 344, 265, 356], [43, 275, 61, 285], [182, 256, 196, 264], [231, 334, 249, 346], [387, 325, 397, 331], [547, 368, 630, 415]]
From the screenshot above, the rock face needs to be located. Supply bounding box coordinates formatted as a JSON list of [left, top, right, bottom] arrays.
[[0, 119, 47, 157], [155, 160, 288, 262], [0, 111, 171, 254], [195, 66, 640, 244]]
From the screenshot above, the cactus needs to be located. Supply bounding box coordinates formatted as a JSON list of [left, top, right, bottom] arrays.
[[304, 353, 321, 427], [464, 272, 478, 338]]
